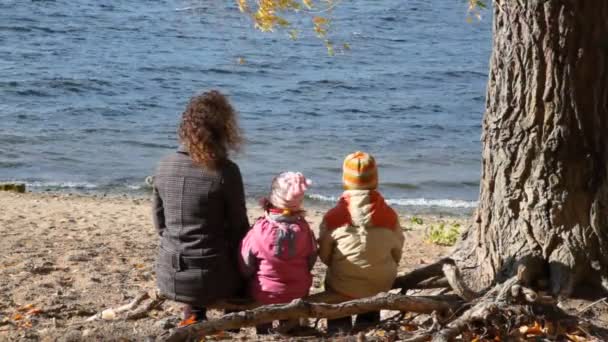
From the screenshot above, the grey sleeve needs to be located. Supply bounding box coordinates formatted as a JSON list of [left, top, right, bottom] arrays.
[[152, 185, 166, 236], [223, 162, 250, 248]]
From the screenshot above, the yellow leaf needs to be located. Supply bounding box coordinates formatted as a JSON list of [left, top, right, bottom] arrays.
[[302, 0, 313, 9], [12, 313, 23, 321], [312, 16, 328, 25], [376, 330, 386, 337], [237, 57, 246, 65], [236, 0, 249, 12]]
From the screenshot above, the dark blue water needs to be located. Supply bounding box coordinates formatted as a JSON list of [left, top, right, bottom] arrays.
[[0, 0, 492, 212]]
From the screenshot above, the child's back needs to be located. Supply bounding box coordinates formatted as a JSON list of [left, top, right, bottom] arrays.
[[318, 151, 404, 299], [239, 172, 316, 305], [241, 212, 316, 304], [319, 189, 403, 298]]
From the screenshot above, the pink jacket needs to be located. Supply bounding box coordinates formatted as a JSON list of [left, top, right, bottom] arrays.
[[239, 213, 317, 304]]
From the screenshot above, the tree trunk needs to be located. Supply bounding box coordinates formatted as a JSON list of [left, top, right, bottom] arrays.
[[457, 0, 608, 297]]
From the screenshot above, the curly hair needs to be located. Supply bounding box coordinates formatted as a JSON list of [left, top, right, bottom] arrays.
[[178, 90, 243, 168]]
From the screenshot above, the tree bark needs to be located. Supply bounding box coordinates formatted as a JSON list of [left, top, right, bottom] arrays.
[[458, 0, 608, 296]]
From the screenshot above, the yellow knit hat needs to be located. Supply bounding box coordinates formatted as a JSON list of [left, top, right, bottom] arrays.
[[342, 151, 378, 190]]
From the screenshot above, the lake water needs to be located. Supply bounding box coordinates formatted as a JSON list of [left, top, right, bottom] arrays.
[[0, 0, 492, 214]]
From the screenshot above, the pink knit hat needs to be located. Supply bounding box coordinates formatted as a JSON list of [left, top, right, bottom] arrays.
[[268, 172, 312, 212]]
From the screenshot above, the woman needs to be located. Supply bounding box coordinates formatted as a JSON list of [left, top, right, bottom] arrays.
[[152, 90, 250, 322]]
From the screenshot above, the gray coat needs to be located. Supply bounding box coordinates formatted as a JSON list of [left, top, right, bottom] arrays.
[[152, 146, 250, 306]]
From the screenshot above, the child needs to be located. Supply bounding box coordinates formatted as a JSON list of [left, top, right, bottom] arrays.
[[315, 151, 404, 332], [239, 172, 317, 334]]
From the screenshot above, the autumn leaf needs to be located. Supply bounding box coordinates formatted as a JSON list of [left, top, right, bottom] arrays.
[[11, 313, 23, 321], [213, 331, 227, 338], [566, 333, 582, 342], [236, 0, 248, 12], [18, 304, 34, 312], [302, 0, 313, 9], [178, 314, 197, 327], [26, 308, 42, 316], [519, 321, 543, 336], [312, 16, 328, 25], [401, 324, 417, 332]]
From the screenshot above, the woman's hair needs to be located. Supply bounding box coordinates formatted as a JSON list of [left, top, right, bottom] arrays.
[[178, 90, 243, 168]]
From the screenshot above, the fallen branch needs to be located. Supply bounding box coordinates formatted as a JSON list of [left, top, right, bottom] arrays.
[[163, 293, 461, 341], [87, 291, 152, 321], [125, 292, 166, 320]]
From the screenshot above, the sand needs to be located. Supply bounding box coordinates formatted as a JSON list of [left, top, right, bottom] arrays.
[[0, 191, 463, 341]]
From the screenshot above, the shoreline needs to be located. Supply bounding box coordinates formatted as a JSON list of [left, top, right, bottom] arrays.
[[6, 185, 476, 218]]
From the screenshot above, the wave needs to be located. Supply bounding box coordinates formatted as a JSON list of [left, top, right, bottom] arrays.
[[386, 198, 478, 208], [21, 180, 151, 191], [307, 193, 477, 208], [26, 181, 98, 189]]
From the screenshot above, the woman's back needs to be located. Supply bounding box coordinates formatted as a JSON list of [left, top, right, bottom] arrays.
[[152, 90, 249, 308], [155, 148, 242, 253]]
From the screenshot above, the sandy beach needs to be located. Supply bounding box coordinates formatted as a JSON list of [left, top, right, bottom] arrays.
[[0, 191, 465, 341]]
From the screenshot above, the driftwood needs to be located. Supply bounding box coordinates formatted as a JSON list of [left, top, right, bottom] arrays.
[[164, 293, 461, 342], [87, 290, 165, 322]]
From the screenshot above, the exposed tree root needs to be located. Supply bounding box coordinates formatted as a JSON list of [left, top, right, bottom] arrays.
[[394, 258, 452, 292], [441, 262, 478, 301]]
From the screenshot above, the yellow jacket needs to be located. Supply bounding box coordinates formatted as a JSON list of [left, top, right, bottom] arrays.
[[318, 190, 404, 299]]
